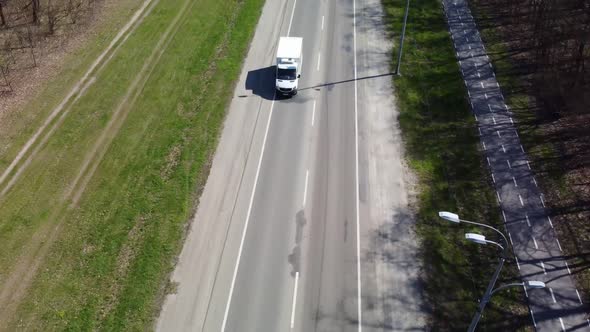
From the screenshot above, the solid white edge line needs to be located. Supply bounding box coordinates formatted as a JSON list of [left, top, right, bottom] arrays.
[[321, 15, 325, 30], [303, 170, 309, 207], [311, 100, 316, 126], [290, 272, 300, 329], [530, 309, 537, 327], [220, 97, 276, 332], [353, 0, 362, 329], [287, 0, 297, 36]]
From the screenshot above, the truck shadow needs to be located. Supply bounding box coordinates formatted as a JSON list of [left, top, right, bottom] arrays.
[[245, 65, 277, 101]]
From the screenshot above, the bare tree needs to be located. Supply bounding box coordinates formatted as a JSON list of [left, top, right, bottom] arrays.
[[0, 0, 7, 27], [0, 54, 11, 92], [31, 0, 40, 24]]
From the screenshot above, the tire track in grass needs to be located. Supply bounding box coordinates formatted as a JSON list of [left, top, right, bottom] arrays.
[[0, 0, 158, 198], [0, 0, 194, 324], [67, 0, 196, 206]]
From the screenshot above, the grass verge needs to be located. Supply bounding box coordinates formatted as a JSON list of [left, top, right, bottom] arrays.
[[0, 0, 264, 329], [381, 0, 531, 330]]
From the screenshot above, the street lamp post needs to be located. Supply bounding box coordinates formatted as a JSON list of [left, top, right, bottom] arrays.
[[395, 0, 410, 75], [467, 237, 507, 332], [438, 211, 544, 331]]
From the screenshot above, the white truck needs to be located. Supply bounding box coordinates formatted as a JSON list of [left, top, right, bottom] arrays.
[[275, 37, 303, 96]]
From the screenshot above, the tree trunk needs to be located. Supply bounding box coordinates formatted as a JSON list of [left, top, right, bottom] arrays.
[[32, 0, 40, 24], [0, 2, 6, 27]]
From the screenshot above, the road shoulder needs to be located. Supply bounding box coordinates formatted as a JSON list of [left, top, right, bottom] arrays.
[[356, 0, 426, 330]]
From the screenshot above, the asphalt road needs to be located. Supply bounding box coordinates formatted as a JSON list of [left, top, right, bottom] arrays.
[[443, 1, 590, 330], [157, 0, 425, 331]]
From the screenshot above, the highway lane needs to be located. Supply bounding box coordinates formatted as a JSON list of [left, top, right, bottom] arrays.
[[156, 0, 288, 329], [219, 0, 361, 330], [296, 0, 360, 329]]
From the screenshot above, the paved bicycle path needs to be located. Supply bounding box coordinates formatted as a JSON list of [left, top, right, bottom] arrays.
[[442, 1, 590, 330]]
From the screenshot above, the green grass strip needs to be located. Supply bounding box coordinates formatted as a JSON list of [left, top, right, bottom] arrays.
[[2, 0, 264, 329], [381, 0, 531, 330]]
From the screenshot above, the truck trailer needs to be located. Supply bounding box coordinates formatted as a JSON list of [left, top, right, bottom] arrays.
[[275, 37, 303, 96]]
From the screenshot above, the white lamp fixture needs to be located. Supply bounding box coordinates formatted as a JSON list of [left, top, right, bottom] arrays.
[[525, 281, 546, 289], [465, 233, 487, 245], [439, 211, 460, 223]]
